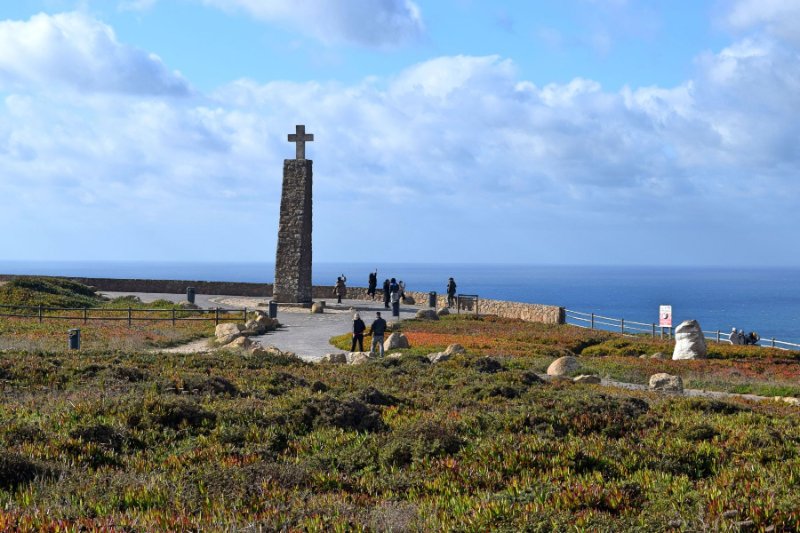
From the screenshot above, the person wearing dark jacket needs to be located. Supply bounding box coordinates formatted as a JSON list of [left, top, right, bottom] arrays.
[[367, 270, 378, 300], [382, 279, 391, 309], [447, 277, 457, 308], [351, 312, 366, 352], [369, 312, 388, 357]]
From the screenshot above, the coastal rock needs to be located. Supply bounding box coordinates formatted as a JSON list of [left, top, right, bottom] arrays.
[[321, 353, 348, 364], [415, 309, 439, 320], [349, 352, 371, 366], [437, 307, 450, 317], [649, 373, 684, 393], [573, 374, 601, 385], [215, 323, 244, 345], [243, 319, 266, 336], [311, 302, 325, 314], [672, 320, 707, 360], [428, 352, 450, 364], [547, 356, 581, 377], [383, 333, 410, 351], [226, 336, 252, 350], [444, 343, 466, 356]]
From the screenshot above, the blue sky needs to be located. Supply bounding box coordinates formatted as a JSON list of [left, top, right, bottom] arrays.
[[0, 0, 798, 266]]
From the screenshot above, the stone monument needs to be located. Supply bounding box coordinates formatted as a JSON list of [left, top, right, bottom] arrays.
[[273, 125, 314, 303]]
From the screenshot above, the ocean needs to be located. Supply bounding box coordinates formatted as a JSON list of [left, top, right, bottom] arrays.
[[1, 261, 798, 345]]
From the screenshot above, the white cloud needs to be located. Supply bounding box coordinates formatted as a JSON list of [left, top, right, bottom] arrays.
[[200, 0, 424, 47], [0, 9, 799, 263], [0, 12, 189, 95], [727, 0, 800, 45]]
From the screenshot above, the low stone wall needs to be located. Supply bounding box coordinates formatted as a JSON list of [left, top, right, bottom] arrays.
[[0, 275, 273, 297], [0, 275, 564, 325]]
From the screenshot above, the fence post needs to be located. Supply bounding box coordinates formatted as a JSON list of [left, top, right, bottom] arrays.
[[652, 324, 656, 338], [590, 313, 594, 330], [620, 318, 625, 334], [215, 308, 220, 326], [38, 305, 43, 323], [716, 330, 720, 343], [772, 338, 776, 348], [172, 308, 176, 326], [83, 308, 88, 324], [128, 307, 132, 327]]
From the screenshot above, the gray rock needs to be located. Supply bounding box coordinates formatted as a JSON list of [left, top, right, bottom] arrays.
[[225, 336, 252, 349], [244, 319, 266, 336], [349, 352, 371, 365], [415, 309, 439, 320], [444, 343, 466, 356], [321, 353, 348, 364], [573, 374, 601, 384], [436, 307, 450, 317], [383, 332, 410, 351], [547, 356, 581, 377], [402, 296, 416, 305], [672, 320, 707, 360], [649, 373, 684, 392], [311, 302, 325, 314], [215, 322, 244, 345], [428, 352, 450, 364]]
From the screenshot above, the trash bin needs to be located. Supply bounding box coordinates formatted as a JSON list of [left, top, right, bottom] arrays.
[[392, 300, 400, 318], [428, 291, 437, 308], [186, 287, 196, 304], [68, 328, 81, 350], [268, 300, 278, 319]]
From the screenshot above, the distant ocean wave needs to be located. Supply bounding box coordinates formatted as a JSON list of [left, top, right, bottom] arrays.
[[1, 261, 798, 344]]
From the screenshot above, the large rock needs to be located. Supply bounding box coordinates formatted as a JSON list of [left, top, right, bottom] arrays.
[[349, 352, 372, 365], [547, 356, 581, 377], [428, 352, 450, 364], [415, 309, 439, 320], [321, 353, 348, 364], [226, 336, 252, 349], [383, 332, 410, 351], [437, 307, 450, 317], [444, 343, 466, 356], [243, 319, 266, 336], [649, 373, 684, 393], [672, 320, 707, 360], [215, 323, 244, 345], [311, 302, 325, 314]]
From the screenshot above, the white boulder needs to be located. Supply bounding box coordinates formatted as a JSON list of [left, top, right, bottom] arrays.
[[672, 320, 707, 360], [546, 356, 581, 377], [383, 332, 410, 351], [649, 373, 684, 392]]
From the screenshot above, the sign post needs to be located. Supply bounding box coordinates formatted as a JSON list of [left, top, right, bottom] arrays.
[[659, 305, 672, 339]]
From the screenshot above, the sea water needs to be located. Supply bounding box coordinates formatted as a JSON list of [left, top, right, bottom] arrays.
[[1, 261, 798, 344]]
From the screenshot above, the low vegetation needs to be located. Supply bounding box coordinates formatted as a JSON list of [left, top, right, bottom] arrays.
[[0, 312, 799, 530]]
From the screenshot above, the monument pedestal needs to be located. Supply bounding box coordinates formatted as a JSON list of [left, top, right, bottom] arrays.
[[273, 159, 313, 303]]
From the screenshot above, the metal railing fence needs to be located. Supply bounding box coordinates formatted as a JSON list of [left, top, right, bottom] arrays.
[[565, 308, 800, 351], [0, 304, 249, 326]]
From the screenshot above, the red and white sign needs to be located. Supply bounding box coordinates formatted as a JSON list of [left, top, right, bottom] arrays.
[[659, 305, 672, 327]]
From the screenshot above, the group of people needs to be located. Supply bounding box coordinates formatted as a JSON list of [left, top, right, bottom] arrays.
[[730, 327, 760, 346], [367, 271, 406, 308], [350, 311, 388, 356]]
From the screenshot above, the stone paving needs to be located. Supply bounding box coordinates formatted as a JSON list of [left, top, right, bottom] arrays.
[[102, 291, 423, 361]]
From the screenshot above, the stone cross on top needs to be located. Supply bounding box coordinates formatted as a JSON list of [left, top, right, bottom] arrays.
[[288, 124, 314, 160]]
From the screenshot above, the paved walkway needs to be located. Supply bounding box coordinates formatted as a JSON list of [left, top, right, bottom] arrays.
[[102, 292, 422, 361]]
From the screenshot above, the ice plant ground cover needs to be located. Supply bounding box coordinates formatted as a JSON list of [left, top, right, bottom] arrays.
[[0, 315, 798, 530]]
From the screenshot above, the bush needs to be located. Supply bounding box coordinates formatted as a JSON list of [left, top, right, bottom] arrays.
[[0, 452, 47, 489]]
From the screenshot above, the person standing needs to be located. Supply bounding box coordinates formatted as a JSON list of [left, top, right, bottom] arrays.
[[447, 277, 457, 308], [391, 286, 401, 317], [351, 312, 366, 352], [367, 270, 378, 300], [382, 279, 391, 309], [369, 311, 388, 357], [334, 275, 347, 304], [398, 280, 406, 300]]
